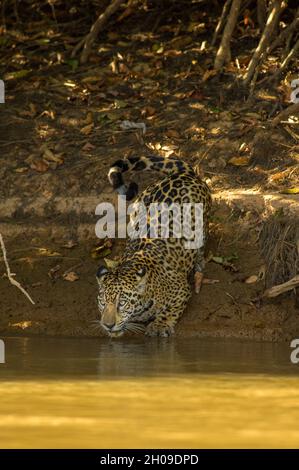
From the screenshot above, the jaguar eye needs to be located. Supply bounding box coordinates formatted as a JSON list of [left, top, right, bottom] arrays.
[[118, 298, 127, 308]]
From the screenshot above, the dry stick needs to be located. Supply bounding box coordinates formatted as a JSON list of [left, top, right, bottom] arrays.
[[268, 9, 299, 54], [263, 275, 299, 298], [0, 233, 35, 305], [71, 37, 85, 59], [271, 102, 299, 127], [249, 65, 260, 96], [271, 38, 299, 81], [214, 0, 242, 71], [283, 29, 294, 60], [243, 0, 285, 86], [79, 0, 124, 64], [211, 0, 232, 47]]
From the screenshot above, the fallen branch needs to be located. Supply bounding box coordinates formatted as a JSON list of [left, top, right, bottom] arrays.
[[76, 0, 124, 64], [214, 0, 242, 71], [271, 102, 299, 127], [263, 275, 299, 298], [0, 233, 35, 305], [243, 0, 285, 85]]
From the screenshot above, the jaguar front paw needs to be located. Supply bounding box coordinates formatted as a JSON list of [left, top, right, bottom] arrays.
[[145, 321, 175, 337]]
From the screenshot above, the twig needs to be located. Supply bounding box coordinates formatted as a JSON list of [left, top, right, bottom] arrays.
[[282, 29, 294, 60], [0, 233, 35, 305], [78, 0, 124, 64], [71, 37, 85, 59], [263, 275, 299, 298]]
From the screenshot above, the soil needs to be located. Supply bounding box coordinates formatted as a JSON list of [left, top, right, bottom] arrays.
[[0, 200, 298, 341], [0, 2, 298, 341]]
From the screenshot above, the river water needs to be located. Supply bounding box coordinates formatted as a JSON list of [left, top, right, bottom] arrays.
[[0, 336, 298, 448]]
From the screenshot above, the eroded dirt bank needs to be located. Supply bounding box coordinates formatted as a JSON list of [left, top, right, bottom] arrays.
[[0, 198, 298, 341]]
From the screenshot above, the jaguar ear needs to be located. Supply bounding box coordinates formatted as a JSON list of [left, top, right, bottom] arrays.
[[96, 266, 109, 279]]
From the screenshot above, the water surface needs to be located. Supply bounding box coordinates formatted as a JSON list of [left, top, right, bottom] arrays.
[[0, 337, 298, 448]]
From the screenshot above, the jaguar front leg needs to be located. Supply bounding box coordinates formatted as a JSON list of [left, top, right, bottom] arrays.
[[145, 289, 190, 337], [145, 315, 176, 337]]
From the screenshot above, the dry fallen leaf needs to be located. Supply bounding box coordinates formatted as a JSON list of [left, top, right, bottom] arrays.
[[269, 171, 287, 182], [63, 271, 79, 282], [141, 106, 156, 117], [202, 278, 220, 285], [48, 264, 61, 280], [91, 238, 113, 259], [31, 282, 42, 288], [43, 148, 64, 166], [61, 240, 78, 249], [210, 127, 221, 135], [228, 156, 250, 166], [81, 76, 104, 84], [245, 274, 258, 284], [81, 112, 93, 125], [169, 35, 192, 49], [81, 142, 96, 152], [15, 167, 28, 173], [280, 187, 299, 195], [29, 159, 49, 172], [37, 248, 61, 257], [202, 69, 217, 82], [80, 123, 94, 135], [165, 129, 181, 139]]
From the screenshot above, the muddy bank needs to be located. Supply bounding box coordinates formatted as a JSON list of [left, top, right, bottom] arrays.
[[0, 200, 298, 342]]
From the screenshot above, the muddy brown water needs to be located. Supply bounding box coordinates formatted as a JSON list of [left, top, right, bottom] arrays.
[[0, 337, 298, 448]]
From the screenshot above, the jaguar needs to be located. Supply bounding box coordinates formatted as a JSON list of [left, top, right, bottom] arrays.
[[96, 154, 212, 337]]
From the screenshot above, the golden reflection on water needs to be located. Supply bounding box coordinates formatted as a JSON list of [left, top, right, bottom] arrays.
[[0, 338, 298, 448]]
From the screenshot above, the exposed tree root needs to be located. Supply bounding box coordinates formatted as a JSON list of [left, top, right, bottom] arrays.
[[214, 0, 241, 71], [243, 0, 285, 86], [72, 0, 124, 64], [0, 233, 35, 305]]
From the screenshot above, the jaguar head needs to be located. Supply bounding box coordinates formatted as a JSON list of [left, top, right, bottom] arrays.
[[96, 263, 148, 337]]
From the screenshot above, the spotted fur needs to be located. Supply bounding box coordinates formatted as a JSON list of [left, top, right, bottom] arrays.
[[97, 155, 212, 337]]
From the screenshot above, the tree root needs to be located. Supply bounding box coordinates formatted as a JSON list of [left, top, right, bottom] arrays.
[[243, 0, 285, 86], [214, 0, 242, 71], [72, 0, 124, 64], [0, 233, 35, 305]]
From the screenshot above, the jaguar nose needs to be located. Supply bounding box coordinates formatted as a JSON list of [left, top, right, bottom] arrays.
[[102, 320, 115, 331]]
